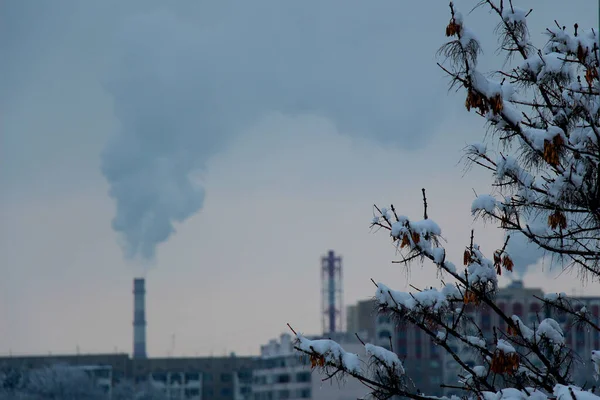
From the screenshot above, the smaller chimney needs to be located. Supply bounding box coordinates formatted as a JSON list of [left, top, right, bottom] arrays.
[[133, 278, 147, 359]]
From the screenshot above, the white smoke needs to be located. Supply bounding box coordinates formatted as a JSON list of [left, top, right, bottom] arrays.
[[100, 2, 448, 260], [505, 231, 545, 278], [504, 216, 564, 278]]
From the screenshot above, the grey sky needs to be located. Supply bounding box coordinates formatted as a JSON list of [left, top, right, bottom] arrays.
[[0, 1, 595, 357]]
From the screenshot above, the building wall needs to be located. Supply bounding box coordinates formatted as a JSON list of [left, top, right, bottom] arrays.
[[368, 281, 600, 397], [441, 282, 600, 396], [345, 305, 358, 336], [2, 286, 596, 399], [0, 353, 132, 383], [355, 299, 378, 342], [253, 334, 369, 400], [132, 355, 255, 400], [0, 353, 256, 400], [72, 365, 114, 396], [253, 334, 313, 400], [566, 296, 600, 385], [310, 341, 368, 400], [391, 321, 443, 396]]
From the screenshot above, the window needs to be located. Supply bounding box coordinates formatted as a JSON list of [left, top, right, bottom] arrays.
[[238, 369, 252, 381], [276, 374, 290, 383], [203, 373, 213, 382], [278, 390, 290, 400], [95, 369, 111, 378], [297, 389, 311, 398], [512, 303, 523, 317], [576, 326, 586, 350], [397, 337, 407, 357], [530, 303, 541, 314], [482, 312, 491, 331], [185, 372, 200, 382], [221, 373, 232, 382], [296, 372, 311, 383], [221, 388, 232, 397], [186, 388, 200, 397], [152, 372, 167, 382], [299, 356, 310, 367], [255, 393, 270, 400], [204, 388, 214, 399]]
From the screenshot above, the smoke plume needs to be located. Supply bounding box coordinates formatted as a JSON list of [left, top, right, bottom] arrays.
[[504, 215, 564, 278], [101, 2, 445, 260], [504, 231, 545, 278]]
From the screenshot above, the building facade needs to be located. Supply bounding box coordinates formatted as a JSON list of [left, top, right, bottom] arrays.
[[252, 333, 369, 400], [346, 299, 377, 343], [369, 280, 600, 397], [73, 365, 114, 396], [320, 281, 600, 396], [0, 353, 256, 400], [2, 283, 596, 399]]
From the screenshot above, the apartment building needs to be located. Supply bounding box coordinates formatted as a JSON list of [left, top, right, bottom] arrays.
[[346, 299, 378, 342], [252, 333, 369, 400], [367, 281, 600, 397], [346, 297, 443, 394]]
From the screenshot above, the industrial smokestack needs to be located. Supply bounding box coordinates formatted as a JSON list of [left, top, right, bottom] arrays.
[[321, 250, 343, 335], [133, 278, 147, 359]]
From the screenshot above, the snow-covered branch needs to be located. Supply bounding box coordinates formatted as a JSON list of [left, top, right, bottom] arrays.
[[291, 2, 600, 399]]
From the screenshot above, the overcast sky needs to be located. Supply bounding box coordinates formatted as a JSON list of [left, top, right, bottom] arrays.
[[0, 1, 595, 357]]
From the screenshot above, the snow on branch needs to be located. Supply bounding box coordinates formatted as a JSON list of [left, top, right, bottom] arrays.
[[472, 194, 498, 214], [375, 282, 461, 314], [539, 293, 600, 332], [365, 343, 405, 376], [463, 244, 498, 290], [441, 0, 600, 279], [510, 315, 565, 347], [292, 2, 600, 399], [554, 385, 600, 400], [295, 335, 362, 374]]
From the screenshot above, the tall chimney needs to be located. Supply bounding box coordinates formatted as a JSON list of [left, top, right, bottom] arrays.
[[133, 278, 147, 359]]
